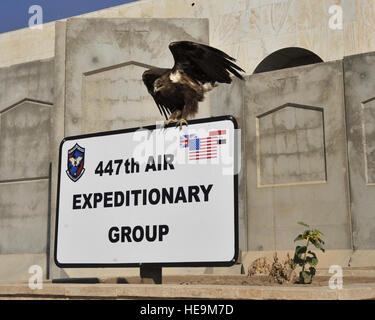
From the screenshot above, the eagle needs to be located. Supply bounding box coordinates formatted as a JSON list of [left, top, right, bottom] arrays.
[[69, 156, 83, 167], [142, 41, 245, 128]]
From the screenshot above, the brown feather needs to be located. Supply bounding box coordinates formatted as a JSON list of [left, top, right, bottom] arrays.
[[142, 41, 245, 121]]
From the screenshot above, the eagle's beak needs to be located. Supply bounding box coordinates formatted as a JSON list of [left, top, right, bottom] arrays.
[[153, 82, 163, 94], [153, 86, 161, 94]]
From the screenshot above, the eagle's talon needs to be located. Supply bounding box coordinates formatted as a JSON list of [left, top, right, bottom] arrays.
[[164, 119, 178, 127], [176, 119, 188, 129]]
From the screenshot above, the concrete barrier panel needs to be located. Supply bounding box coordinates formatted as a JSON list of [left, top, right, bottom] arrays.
[[61, 18, 209, 136], [0, 180, 48, 254], [344, 52, 375, 249], [0, 59, 53, 281], [210, 78, 247, 252], [244, 61, 352, 251]]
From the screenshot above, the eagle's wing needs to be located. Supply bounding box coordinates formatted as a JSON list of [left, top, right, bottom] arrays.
[[151, 95, 171, 120], [142, 68, 171, 120], [169, 41, 245, 84]]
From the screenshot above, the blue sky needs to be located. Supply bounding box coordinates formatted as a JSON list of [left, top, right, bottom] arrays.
[[0, 0, 138, 34]]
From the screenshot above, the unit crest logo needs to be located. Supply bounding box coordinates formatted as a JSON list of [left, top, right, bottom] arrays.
[[66, 143, 85, 182]]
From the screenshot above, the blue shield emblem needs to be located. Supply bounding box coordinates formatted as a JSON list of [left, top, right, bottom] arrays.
[[66, 143, 85, 182]]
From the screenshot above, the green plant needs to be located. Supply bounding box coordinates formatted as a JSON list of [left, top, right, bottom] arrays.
[[292, 221, 325, 284]]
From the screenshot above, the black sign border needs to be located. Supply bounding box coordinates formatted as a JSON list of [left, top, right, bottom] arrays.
[[54, 115, 239, 268]]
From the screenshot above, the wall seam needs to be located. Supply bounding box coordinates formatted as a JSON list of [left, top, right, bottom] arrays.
[[341, 57, 355, 258]]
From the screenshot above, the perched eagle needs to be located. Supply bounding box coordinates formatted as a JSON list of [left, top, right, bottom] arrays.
[[142, 41, 245, 128]]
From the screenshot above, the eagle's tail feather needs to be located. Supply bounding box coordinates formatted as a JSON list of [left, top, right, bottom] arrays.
[[157, 103, 169, 120]]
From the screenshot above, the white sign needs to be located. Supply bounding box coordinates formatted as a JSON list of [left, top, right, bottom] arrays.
[[55, 116, 238, 267]]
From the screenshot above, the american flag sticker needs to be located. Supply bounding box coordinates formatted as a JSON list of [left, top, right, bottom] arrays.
[[180, 130, 227, 160]]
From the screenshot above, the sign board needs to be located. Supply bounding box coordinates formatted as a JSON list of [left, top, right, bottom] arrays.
[[55, 116, 239, 267]]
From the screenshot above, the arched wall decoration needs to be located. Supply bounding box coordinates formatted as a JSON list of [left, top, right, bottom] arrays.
[[253, 47, 323, 74]]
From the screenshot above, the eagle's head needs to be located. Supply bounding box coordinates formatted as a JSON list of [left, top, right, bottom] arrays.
[[153, 78, 164, 93], [142, 70, 156, 94], [142, 68, 170, 95]]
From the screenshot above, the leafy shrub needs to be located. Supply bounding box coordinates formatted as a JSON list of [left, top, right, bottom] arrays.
[[292, 221, 325, 284]]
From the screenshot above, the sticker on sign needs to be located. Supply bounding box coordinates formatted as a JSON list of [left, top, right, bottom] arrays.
[[55, 116, 239, 267]]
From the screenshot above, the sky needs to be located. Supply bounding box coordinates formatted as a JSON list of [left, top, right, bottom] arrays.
[[0, 0, 138, 34]]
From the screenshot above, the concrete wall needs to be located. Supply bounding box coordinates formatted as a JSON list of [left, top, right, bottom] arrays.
[[0, 59, 54, 282], [210, 78, 247, 252], [344, 52, 375, 250], [1, 0, 375, 281], [1, 0, 375, 72], [244, 61, 352, 251]]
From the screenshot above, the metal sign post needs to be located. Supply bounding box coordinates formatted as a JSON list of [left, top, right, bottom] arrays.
[[140, 265, 162, 284]]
